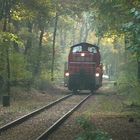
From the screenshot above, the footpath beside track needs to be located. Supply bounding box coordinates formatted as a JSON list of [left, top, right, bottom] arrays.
[[36, 94, 91, 140], [0, 93, 92, 140], [0, 94, 72, 133]]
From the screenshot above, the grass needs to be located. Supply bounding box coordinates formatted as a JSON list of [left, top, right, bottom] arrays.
[[0, 87, 63, 127], [74, 81, 140, 140], [75, 116, 111, 140]]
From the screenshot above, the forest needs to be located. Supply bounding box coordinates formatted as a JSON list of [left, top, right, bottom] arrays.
[[0, 0, 140, 101]]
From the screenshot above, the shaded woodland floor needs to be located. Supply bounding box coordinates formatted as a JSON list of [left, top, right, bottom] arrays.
[[0, 80, 140, 140]]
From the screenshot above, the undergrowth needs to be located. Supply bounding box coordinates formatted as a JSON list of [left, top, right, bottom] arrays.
[[116, 72, 140, 106], [75, 116, 112, 140]]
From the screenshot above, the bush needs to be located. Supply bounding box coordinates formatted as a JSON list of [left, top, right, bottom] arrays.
[[75, 116, 111, 140], [116, 71, 140, 106], [33, 78, 53, 91], [116, 71, 137, 92]]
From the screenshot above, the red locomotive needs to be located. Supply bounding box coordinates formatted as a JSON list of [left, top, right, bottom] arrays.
[[64, 42, 103, 93]]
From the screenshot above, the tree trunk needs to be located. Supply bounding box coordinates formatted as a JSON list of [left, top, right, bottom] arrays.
[[51, 12, 58, 81], [79, 20, 84, 42], [97, 37, 101, 46], [138, 59, 140, 83], [34, 28, 44, 77], [24, 22, 33, 55], [6, 48, 10, 96], [2, 0, 11, 106], [59, 28, 66, 49], [59, 28, 63, 47], [83, 22, 90, 42], [63, 31, 66, 48], [72, 25, 76, 45]]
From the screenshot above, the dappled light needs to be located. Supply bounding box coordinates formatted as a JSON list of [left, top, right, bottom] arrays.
[[0, 0, 140, 140]]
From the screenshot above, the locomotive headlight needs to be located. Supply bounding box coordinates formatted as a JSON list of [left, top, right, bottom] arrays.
[[65, 72, 69, 77], [95, 73, 100, 77], [81, 53, 85, 56]]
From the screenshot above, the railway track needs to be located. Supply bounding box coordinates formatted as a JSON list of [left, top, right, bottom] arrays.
[[0, 93, 92, 140], [0, 94, 72, 133]]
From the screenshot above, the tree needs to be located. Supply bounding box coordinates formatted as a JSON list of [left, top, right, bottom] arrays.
[[90, 0, 140, 81], [0, 0, 18, 96]]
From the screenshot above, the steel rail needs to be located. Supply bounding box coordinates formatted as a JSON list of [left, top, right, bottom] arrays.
[[0, 94, 73, 133], [36, 94, 92, 140]]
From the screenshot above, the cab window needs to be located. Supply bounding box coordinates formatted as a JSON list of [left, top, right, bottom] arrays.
[[88, 47, 97, 53], [72, 46, 82, 53]]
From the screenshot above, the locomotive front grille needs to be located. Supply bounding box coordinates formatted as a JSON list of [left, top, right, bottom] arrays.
[[72, 55, 93, 62], [69, 62, 96, 75]]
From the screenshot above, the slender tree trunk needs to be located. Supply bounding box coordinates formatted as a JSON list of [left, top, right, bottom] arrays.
[[2, 0, 11, 101], [51, 12, 58, 81], [138, 61, 140, 82], [63, 31, 66, 48], [83, 22, 90, 42], [79, 20, 84, 42], [34, 28, 44, 77], [124, 34, 129, 63], [3, 10, 10, 97], [137, 52, 140, 83], [60, 28, 63, 47], [97, 37, 101, 46], [59, 28, 65, 48], [12, 21, 20, 52], [72, 25, 76, 45], [24, 22, 33, 55], [6, 48, 10, 96]]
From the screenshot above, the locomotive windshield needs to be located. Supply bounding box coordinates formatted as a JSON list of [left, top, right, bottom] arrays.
[[72, 45, 97, 54], [72, 45, 82, 53], [88, 47, 97, 53]]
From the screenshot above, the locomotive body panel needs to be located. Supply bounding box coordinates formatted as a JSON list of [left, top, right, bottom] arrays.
[[64, 42, 102, 92]]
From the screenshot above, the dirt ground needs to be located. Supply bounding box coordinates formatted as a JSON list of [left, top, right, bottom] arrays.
[[0, 81, 140, 140], [49, 81, 140, 140]]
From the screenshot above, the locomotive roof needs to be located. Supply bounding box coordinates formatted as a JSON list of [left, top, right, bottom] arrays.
[[71, 42, 98, 49]]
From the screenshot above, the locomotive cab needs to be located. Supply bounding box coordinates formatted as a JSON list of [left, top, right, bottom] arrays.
[[64, 42, 102, 93]]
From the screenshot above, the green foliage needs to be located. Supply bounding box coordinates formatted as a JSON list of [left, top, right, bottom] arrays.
[[0, 31, 23, 47], [0, 31, 23, 85], [117, 71, 135, 89], [122, 8, 140, 58], [76, 116, 111, 140], [116, 71, 140, 106], [91, 0, 140, 58], [10, 52, 32, 81], [11, 3, 36, 21], [33, 78, 54, 90], [1, 0, 139, 91]]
